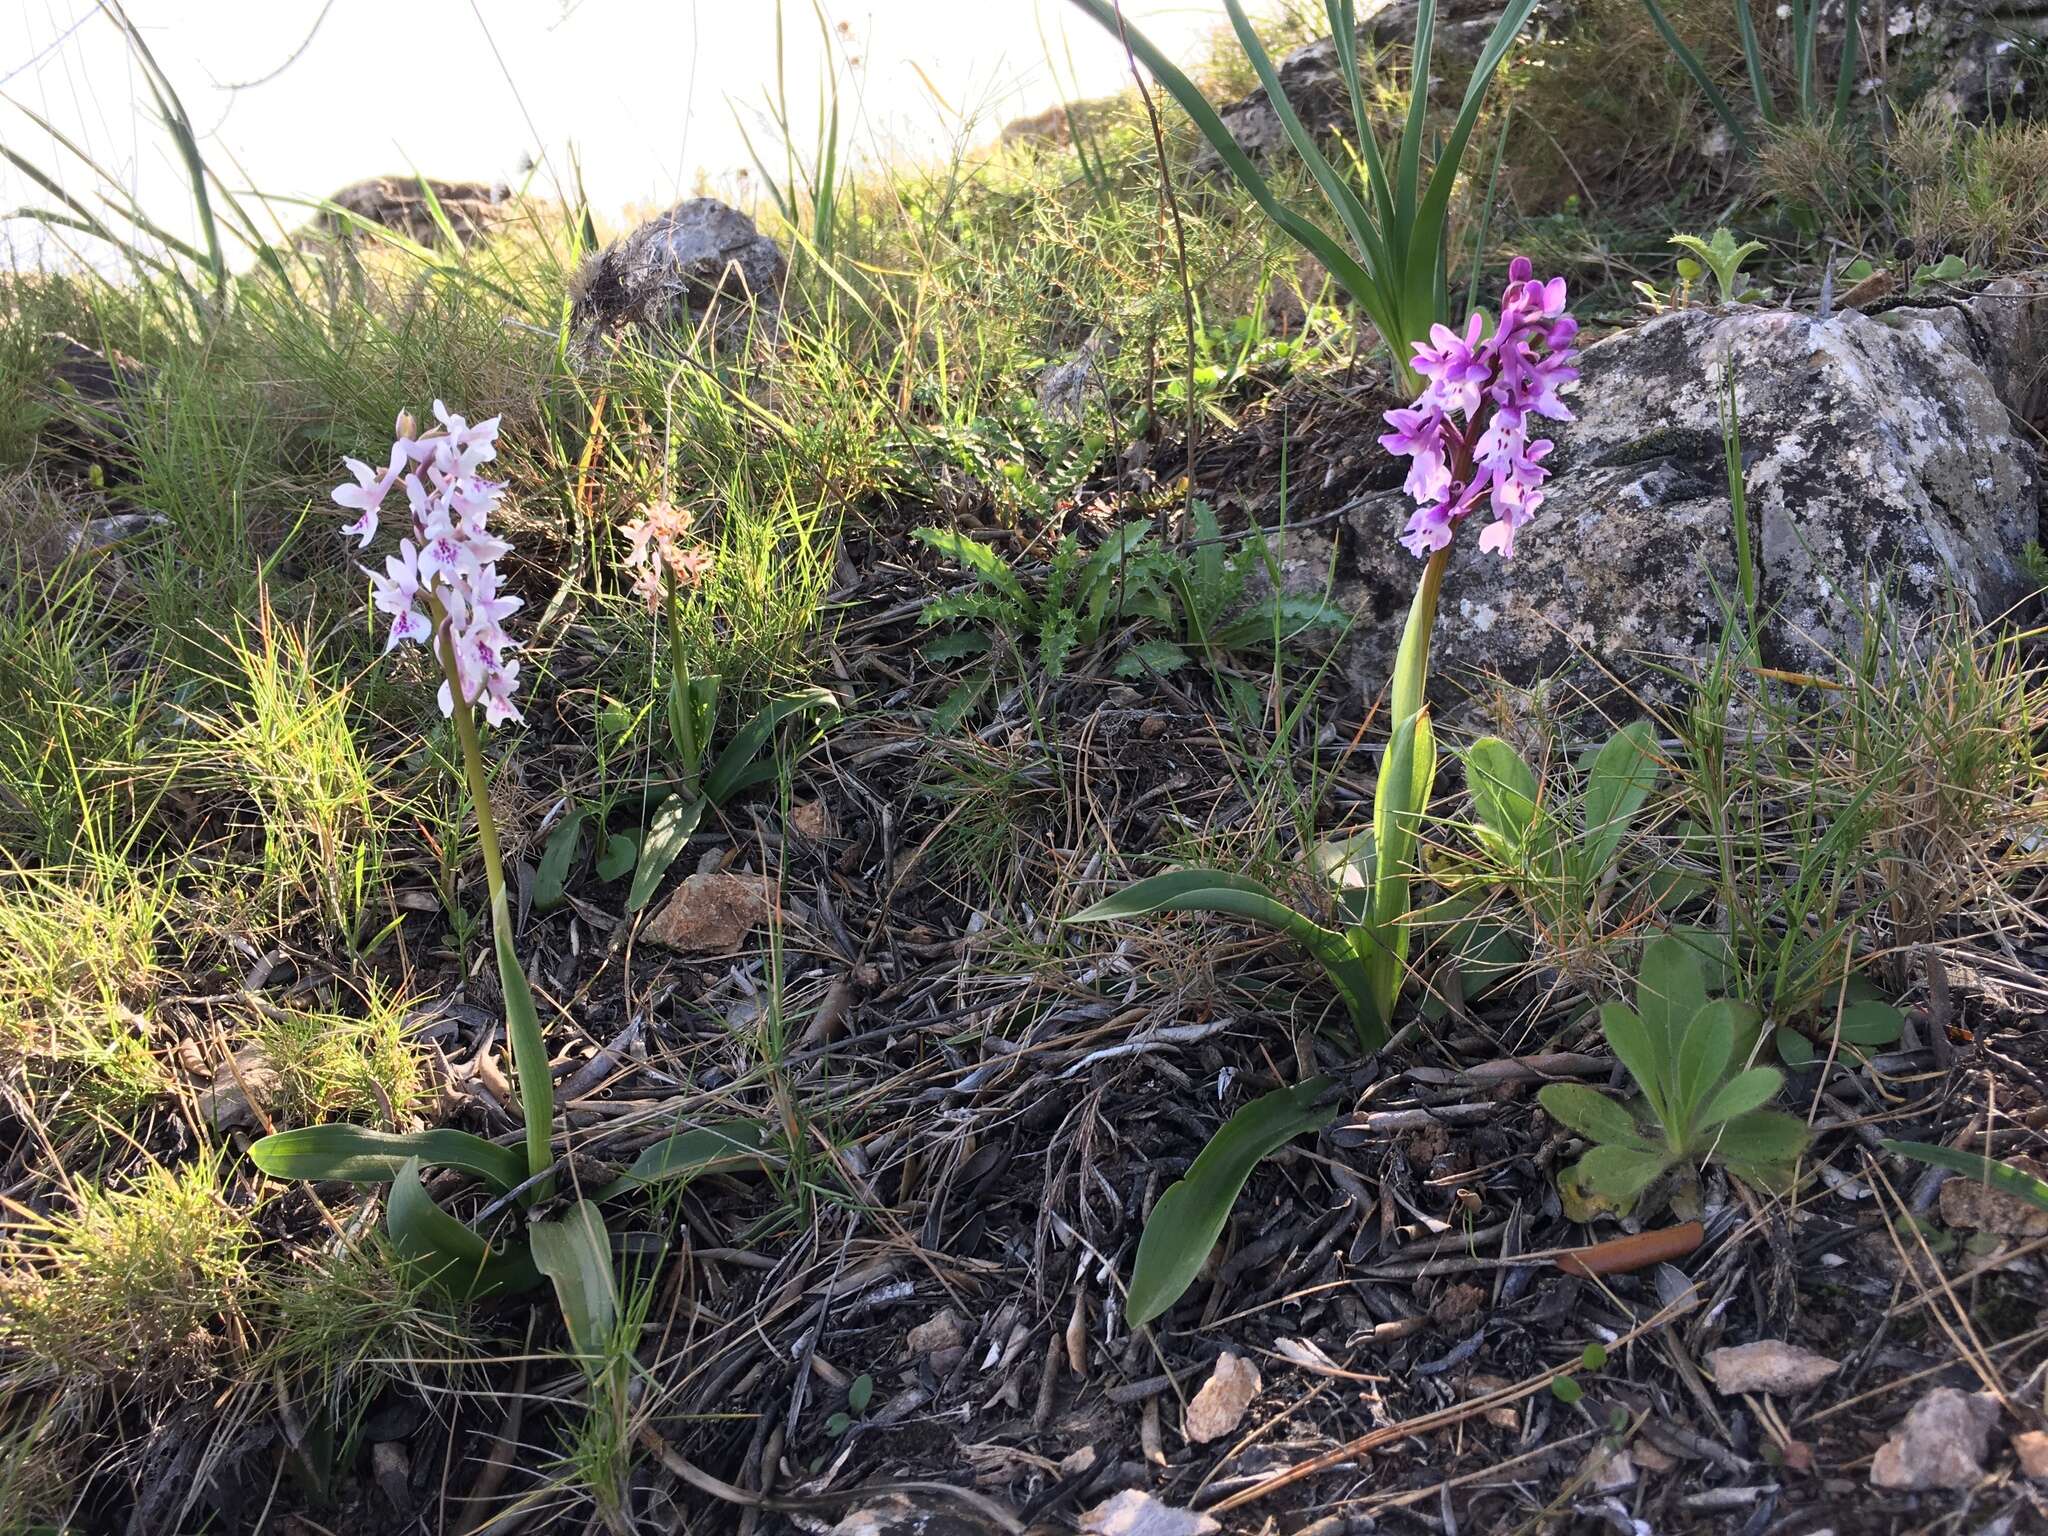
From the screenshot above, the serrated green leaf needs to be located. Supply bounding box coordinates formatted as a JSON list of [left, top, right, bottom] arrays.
[[1538, 1083, 1655, 1150], [531, 1201, 617, 1374], [930, 673, 992, 733], [911, 526, 1027, 605], [627, 793, 705, 912], [1126, 1077, 1335, 1325], [920, 630, 992, 664], [1114, 637, 1191, 678], [249, 1125, 525, 1194], [1208, 593, 1350, 649]]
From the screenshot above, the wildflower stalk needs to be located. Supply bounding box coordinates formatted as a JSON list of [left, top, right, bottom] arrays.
[[432, 592, 554, 1190], [662, 574, 701, 794]]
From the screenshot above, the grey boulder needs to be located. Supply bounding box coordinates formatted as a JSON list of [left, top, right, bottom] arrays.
[[569, 198, 786, 358]]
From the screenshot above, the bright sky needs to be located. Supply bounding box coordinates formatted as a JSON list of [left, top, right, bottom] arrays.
[[2, 1, 1240, 268]]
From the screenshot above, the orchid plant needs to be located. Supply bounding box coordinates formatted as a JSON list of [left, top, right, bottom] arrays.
[[1071, 263, 1579, 1326], [532, 499, 837, 915], [250, 408, 773, 1341]]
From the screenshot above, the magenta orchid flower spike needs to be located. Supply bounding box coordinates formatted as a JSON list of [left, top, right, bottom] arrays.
[[1379, 258, 1579, 561], [332, 402, 523, 726]]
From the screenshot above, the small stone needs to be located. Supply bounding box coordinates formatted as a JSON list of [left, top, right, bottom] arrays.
[[197, 1045, 280, 1134], [1058, 1445, 1098, 1478], [642, 871, 776, 953], [1938, 1157, 2048, 1236], [1632, 1440, 1678, 1474], [1869, 1388, 2001, 1491], [370, 1441, 410, 1509], [1465, 1374, 1520, 1431], [1079, 1489, 1219, 1536], [1707, 1340, 1841, 1396], [906, 1308, 963, 1359], [1429, 1281, 1487, 1331], [1587, 1445, 1636, 1493], [1184, 1351, 1262, 1444], [788, 798, 835, 841], [2013, 1429, 2048, 1480]]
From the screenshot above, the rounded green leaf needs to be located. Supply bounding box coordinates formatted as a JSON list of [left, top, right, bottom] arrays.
[[1568, 1144, 1669, 1212], [1707, 1109, 1810, 1183], [1838, 1000, 1905, 1048], [1695, 1067, 1784, 1131], [1538, 1084, 1654, 1149]]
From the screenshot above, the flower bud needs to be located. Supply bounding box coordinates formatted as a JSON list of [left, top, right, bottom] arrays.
[[395, 409, 417, 441]]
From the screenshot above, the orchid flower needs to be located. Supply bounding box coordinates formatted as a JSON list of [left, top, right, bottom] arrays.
[[1381, 258, 1580, 562], [339, 407, 523, 725]]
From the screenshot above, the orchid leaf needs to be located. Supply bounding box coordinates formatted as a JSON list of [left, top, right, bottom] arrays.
[[1882, 1141, 2048, 1215], [1126, 1077, 1335, 1326], [535, 804, 587, 912], [249, 1125, 524, 1195], [386, 1157, 539, 1300], [1582, 721, 1660, 877], [626, 793, 705, 912], [531, 1201, 618, 1374], [702, 687, 840, 806], [593, 1120, 780, 1202]]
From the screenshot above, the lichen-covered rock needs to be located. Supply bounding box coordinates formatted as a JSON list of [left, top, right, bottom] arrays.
[[1885, 1, 2048, 118], [1289, 304, 2040, 715], [569, 198, 786, 358]]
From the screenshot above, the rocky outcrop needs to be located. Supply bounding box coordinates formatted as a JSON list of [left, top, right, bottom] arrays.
[[1283, 300, 2043, 714], [1887, 1, 2048, 118], [1195, 2, 2043, 180], [568, 198, 786, 359], [314, 177, 505, 247]]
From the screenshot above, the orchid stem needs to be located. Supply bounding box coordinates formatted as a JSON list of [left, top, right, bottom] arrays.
[[433, 592, 554, 1187]]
